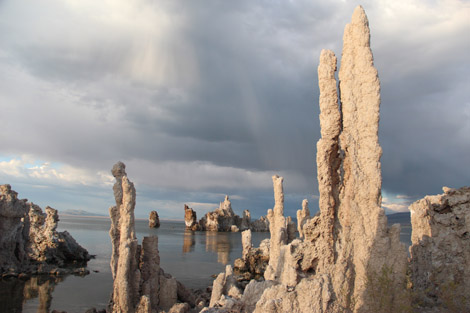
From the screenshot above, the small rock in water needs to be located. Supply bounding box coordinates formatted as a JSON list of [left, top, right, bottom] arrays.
[[149, 210, 160, 228]]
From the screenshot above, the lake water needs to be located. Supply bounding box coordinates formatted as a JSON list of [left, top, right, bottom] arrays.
[[0, 213, 411, 313], [1, 216, 270, 313]]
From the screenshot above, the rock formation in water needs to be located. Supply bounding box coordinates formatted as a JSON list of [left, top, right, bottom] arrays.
[[184, 204, 200, 231], [250, 215, 270, 232], [0, 184, 90, 276], [409, 186, 470, 312], [148, 210, 160, 228], [108, 162, 195, 313], [197, 196, 269, 233], [199, 196, 241, 232]]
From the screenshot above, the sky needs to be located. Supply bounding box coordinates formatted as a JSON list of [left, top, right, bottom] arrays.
[[0, 0, 469, 219]]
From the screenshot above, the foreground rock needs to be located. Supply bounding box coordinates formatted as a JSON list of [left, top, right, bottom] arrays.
[[409, 186, 470, 312], [295, 6, 408, 311], [108, 162, 195, 313], [0, 184, 90, 276], [149, 210, 160, 228], [203, 7, 408, 313]]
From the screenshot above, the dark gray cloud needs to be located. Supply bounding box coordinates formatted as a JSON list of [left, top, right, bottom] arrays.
[[0, 0, 468, 218]]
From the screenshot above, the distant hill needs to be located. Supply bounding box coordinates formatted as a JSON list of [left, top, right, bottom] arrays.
[[61, 209, 106, 217], [387, 212, 411, 225]]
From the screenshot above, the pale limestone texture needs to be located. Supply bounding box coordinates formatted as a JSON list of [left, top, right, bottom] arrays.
[[239, 280, 276, 312], [108, 162, 193, 313], [409, 186, 470, 311], [264, 175, 287, 282], [148, 210, 160, 228], [0, 184, 89, 275], [241, 230, 252, 260], [254, 274, 332, 313], [294, 6, 407, 312], [209, 265, 242, 308], [296, 199, 310, 239]]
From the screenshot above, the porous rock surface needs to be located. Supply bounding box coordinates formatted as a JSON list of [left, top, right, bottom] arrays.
[[0, 184, 90, 275], [409, 186, 470, 311], [148, 210, 160, 228], [297, 6, 407, 311], [204, 6, 408, 313], [108, 162, 195, 313], [296, 199, 310, 239]]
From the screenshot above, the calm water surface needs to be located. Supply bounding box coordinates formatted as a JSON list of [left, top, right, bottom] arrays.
[[3, 216, 269, 313], [1, 214, 411, 313]]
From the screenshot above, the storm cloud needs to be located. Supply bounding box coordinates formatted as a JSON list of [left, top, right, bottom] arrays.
[[0, 0, 469, 218]]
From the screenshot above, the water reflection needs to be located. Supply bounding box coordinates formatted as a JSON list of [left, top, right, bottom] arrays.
[[204, 232, 231, 265], [182, 230, 195, 253], [181, 231, 234, 265], [0, 275, 63, 313]]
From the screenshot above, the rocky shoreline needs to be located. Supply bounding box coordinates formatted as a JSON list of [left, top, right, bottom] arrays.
[[0, 185, 91, 279]]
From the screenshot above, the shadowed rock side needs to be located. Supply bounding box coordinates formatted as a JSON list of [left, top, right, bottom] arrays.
[[409, 186, 470, 312], [0, 184, 90, 276], [149, 210, 160, 228], [108, 162, 195, 313]]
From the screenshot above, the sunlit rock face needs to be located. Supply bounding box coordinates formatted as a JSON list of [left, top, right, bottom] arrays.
[[184, 204, 200, 231], [255, 6, 408, 313], [0, 184, 90, 275], [109, 162, 161, 313], [409, 186, 470, 312], [108, 162, 195, 313]]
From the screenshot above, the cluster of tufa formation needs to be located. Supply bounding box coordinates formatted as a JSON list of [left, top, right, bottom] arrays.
[[108, 162, 195, 313], [185, 198, 269, 233], [0, 184, 90, 276], [199, 196, 240, 232], [204, 6, 409, 313], [149, 210, 160, 228]]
